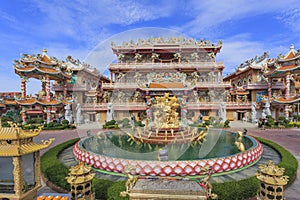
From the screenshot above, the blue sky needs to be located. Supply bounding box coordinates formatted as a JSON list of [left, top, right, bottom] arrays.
[[1, 0, 300, 94]]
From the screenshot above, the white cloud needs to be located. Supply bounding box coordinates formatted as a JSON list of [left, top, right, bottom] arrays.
[[179, 0, 300, 35], [30, 0, 176, 47], [218, 34, 265, 74]]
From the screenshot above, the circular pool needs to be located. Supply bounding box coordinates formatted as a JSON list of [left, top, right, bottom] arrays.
[[73, 129, 263, 176]]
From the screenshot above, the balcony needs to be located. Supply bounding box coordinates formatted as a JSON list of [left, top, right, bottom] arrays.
[[244, 82, 284, 90], [109, 61, 224, 71], [52, 83, 90, 91], [102, 83, 139, 90], [82, 102, 147, 111], [82, 101, 251, 111], [186, 102, 251, 109]]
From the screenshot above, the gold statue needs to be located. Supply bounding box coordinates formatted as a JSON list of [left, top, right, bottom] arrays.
[[120, 165, 137, 197], [153, 93, 180, 129]]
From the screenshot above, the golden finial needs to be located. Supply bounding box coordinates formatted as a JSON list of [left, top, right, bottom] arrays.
[[42, 48, 47, 53]]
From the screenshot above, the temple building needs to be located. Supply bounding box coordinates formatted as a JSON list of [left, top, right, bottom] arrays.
[[82, 37, 237, 123], [0, 92, 21, 116], [2, 39, 300, 124], [223, 52, 284, 120], [265, 44, 300, 119], [13, 49, 72, 123], [52, 56, 110, 123], [7, 50, 110, 124]]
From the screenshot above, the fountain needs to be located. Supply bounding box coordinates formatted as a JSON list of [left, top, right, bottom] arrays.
[[73, 93, 263, 177]]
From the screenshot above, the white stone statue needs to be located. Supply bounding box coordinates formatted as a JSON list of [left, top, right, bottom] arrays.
[[107, 103, 114, 122], [76, 103, 83, 125], [64, 104, 73, 124], [251, 102, 257, 123], [265, 101, 271, 116], [219, 102, 226, 122]]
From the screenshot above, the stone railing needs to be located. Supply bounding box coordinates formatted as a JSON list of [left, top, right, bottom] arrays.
[[245, 82, 284, 90], [52, 83, 89, 91], [102, 81, 231, 89], [186, 102, 251, 108], [109, 61, 224, 70], [82, 102, 147, 110]]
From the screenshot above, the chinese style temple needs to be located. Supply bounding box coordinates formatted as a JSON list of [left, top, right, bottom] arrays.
[[13, 49, 72, 123], [83, 37, 237, 123], [265, 44, 300, 119], [1, 38, 300, 124]]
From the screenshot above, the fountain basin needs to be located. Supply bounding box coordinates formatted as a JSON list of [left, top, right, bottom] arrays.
[[73, 130, 263, 177]]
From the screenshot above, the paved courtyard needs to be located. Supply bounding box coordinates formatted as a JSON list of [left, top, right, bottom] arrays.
[[35, 122, 300, 199]]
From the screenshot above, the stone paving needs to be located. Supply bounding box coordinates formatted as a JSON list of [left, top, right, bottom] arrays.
[[36, 122, 300, 199]]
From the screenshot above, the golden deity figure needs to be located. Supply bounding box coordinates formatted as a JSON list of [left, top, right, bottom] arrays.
[[153, 93, 180, 129]]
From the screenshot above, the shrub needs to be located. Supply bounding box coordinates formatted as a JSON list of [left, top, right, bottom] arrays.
[[107, 181, 128, 200], [224, 120, 230, 128], [93, 179, 114, 200], [209, 116, 216, 123], [211, 137, 298, 199], [266, 118, 275, 128], [41, 138, 79, 191], [204, 120, 211, 126], [25, 118, 35, 124], [212, 176, 259, 200], [106, 120, 116, 126], [135, 121, 145, 127], [36, 118, 44, 124], [256, 137, 298, 186], [266, 115, 273, 119], [1, 121, 10, 127], [62, 119, 69, 125], [123, 118, 129, 123]]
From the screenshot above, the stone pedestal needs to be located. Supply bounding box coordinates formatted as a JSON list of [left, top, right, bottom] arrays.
[[129, 179, 207, 200]]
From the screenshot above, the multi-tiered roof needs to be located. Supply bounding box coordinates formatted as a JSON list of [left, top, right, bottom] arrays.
[[14, 49, 72, 81], [0, 120, 54, 156]]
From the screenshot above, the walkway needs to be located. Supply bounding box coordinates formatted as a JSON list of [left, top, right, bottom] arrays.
[[35, 123, 300, 199]]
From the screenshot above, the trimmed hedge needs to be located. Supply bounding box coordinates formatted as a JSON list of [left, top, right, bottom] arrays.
[[211, 137, 298, 199], [107, 181, 128, 200], [41, 138, 80, 191], [256, 137, 298, 186], [41, 136, 298, 200], [41, 138, 114, 199]]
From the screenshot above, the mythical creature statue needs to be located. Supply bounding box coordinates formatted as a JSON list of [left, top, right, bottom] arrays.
[[76, 103, 83, 125], [120, 165, 137, 197], [199, 167, 218, 199], [251, 102, 257, 123], [218, 102, 226, 122], [64, 104, 73, 124], [106, 103, 114, 122]]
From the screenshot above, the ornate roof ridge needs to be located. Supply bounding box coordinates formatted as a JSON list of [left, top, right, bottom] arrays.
[[111, 36, 222, 48], [0, 138, 54, 156], [0, 121, 43, 140]]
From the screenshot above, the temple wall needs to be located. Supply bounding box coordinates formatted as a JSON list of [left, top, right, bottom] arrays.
[[227, 110, 234, 121], [100, 112, 106, 123]]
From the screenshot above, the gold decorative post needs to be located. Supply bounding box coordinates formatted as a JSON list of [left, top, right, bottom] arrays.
[[0, 121, 54, 200], [66, 162, 95, 200], [256, 160, 289, 200]]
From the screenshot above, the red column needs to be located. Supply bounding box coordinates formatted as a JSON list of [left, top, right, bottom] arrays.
[[268, 80, 272, 99], [21, 78, 26, 98], [46, 76, 51, 102], [285, 105, 289, 119], [63, 82, 67, 98], [46, 107, 51, 123], [21, 110, 26, 123]]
